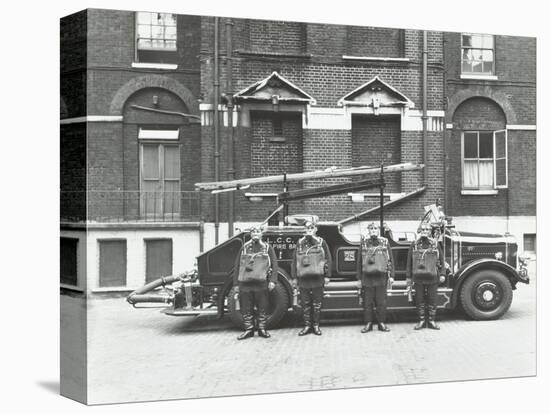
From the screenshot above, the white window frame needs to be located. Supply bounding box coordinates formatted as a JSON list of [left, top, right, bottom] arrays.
[[461, 129, 508, 191], [461, 33, 495, 76]]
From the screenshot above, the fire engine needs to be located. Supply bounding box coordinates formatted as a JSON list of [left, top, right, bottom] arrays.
[[127, 163, 530, 328]]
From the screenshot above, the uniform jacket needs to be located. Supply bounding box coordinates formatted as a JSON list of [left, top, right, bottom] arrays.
[[291, 235, 332, 289], [233, 239, 278, 292], [406, 236, 444, 285], [357, 236, 394, 287]]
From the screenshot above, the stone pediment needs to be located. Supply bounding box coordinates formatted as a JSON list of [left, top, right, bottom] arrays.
[[338, 76, 414, 112], [233, 72, 316, 104]]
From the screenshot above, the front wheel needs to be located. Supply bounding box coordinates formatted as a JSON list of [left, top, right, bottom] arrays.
[[227, 282, 290, 329], [459, 270, 513, 320]]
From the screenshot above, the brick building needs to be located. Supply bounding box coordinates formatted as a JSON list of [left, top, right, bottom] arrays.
[[60, 9, 536, 294]]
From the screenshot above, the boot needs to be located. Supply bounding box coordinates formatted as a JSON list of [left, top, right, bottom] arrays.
[[427, 305, 440, 330], [361, 322, 373, 333], [312, 302, 322, 335], [237, 330, 254, 340], [299, 302, 312, 336], [258, 329, 271, 338], [257, 308, 270, 338], [377, 322, 390, 332], [414, 304, 426, 330]]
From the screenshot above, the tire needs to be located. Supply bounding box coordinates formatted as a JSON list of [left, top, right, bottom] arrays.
[[459, 270, 513, 320], [227, 282, 290, 329]]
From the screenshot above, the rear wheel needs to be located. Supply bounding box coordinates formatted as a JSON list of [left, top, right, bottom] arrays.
[[227, 282, 290, 329], [460, 270, 513, 320]]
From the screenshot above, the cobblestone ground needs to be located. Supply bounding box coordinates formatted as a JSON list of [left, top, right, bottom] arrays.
[[81, 264, 536, 404]]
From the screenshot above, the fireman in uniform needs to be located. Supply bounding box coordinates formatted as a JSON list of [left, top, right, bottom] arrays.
[[357, 222, 393, 333], [291, 221, 332, 336], [407, 222, 444, 330], [233, 226, 278, 340]]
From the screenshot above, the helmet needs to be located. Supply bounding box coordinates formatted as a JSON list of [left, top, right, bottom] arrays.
[[367, 222, 380, 238]]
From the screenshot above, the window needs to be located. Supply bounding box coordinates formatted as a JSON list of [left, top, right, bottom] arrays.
[[99, 240, 127, 287], [140, 139, 181, 219], [523, 234, 536, 254], [60, 237, 78, 286], [145, 239, 173, 283], [462, 130, 507, 190], [136, 12, 177, 64], [462, 33, 494, 75]]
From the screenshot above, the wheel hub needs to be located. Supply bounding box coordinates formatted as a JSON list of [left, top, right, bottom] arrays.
[[474, 281, 501, 310]]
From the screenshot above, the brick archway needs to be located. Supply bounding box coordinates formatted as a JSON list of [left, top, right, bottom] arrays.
[[109, 75, 198, 115], [447, 87, 517, 125]]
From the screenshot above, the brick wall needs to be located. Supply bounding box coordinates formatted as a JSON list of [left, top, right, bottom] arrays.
[[60, 10, 87, 118], [352, 115, 401, 192], [346, 27, 403, 58], [248, 20, 306, 55]]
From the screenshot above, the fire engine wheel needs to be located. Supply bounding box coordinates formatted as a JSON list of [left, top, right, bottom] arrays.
[[227, 283, 290, 330], [459, 270, 513, 320]]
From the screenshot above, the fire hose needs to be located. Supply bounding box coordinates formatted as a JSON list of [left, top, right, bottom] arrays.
[[126, 271, 196, 306]]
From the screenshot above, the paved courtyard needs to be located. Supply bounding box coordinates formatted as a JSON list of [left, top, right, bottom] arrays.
[[76, 264, 536, 404]]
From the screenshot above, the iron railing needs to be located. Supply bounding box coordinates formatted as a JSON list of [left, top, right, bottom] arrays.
[[61, 191, 205, 223]]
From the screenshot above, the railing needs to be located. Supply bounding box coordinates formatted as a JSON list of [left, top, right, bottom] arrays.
[[61, 191, 205, 223]]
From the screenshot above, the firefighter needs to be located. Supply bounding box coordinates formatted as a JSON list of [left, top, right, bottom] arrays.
[[358, 222, 393, 333], [291, 221, 332, 336], [407, 222, 444, 330], [233, 226, 278, 340]]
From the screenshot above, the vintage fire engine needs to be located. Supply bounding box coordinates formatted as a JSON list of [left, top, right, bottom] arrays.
[[127, 163, 530, 328]]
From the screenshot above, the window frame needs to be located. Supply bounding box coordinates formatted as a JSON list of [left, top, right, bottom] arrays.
[[139, 136, 182, 219], [460, 129, 508, 191], [134, 12, 177, 64], [461, 33, 495, 76]]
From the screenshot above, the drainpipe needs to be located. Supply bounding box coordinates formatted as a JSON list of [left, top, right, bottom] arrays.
[[214, 17, 220, 244], [422, 30, 428, 185], [226, 18, 235, 238]]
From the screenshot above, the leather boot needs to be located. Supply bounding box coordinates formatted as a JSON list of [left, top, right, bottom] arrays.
[[258, 329, 271, 338], [361, 322, 373, 333], [312, 302, 322, 335], [237, 330, 254, 340], [377, 322, 390, 332], [427, 305, 440, 330], [414, 304, 426, 330], [299, 300, 312, 336]]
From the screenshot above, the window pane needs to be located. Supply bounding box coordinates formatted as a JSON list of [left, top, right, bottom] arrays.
[[165, 26, 176, 39], [482, 49, 494, 62], [164, 14, 177, 26], [479, 160, 494, 187], [152, 39, 164, 49], [462, 34, 472, 47], [479, 133, 494, 158], [164, 145, 180, 179], [137, 12, 151, 25], [60, 238, 78, 286], [483, 61, 494, 74], [151, 25, 164, 39], [142, 145, 159, 179], [464, 133, 478, 158], [483, 35, 494, 49], [472, 60, 483, 73], [463, 160, 478, 188], [471, 35, 483, 48], [138, 39, 152, 49], [137, 24, 151, 39], [523, 234, 536, 253]]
